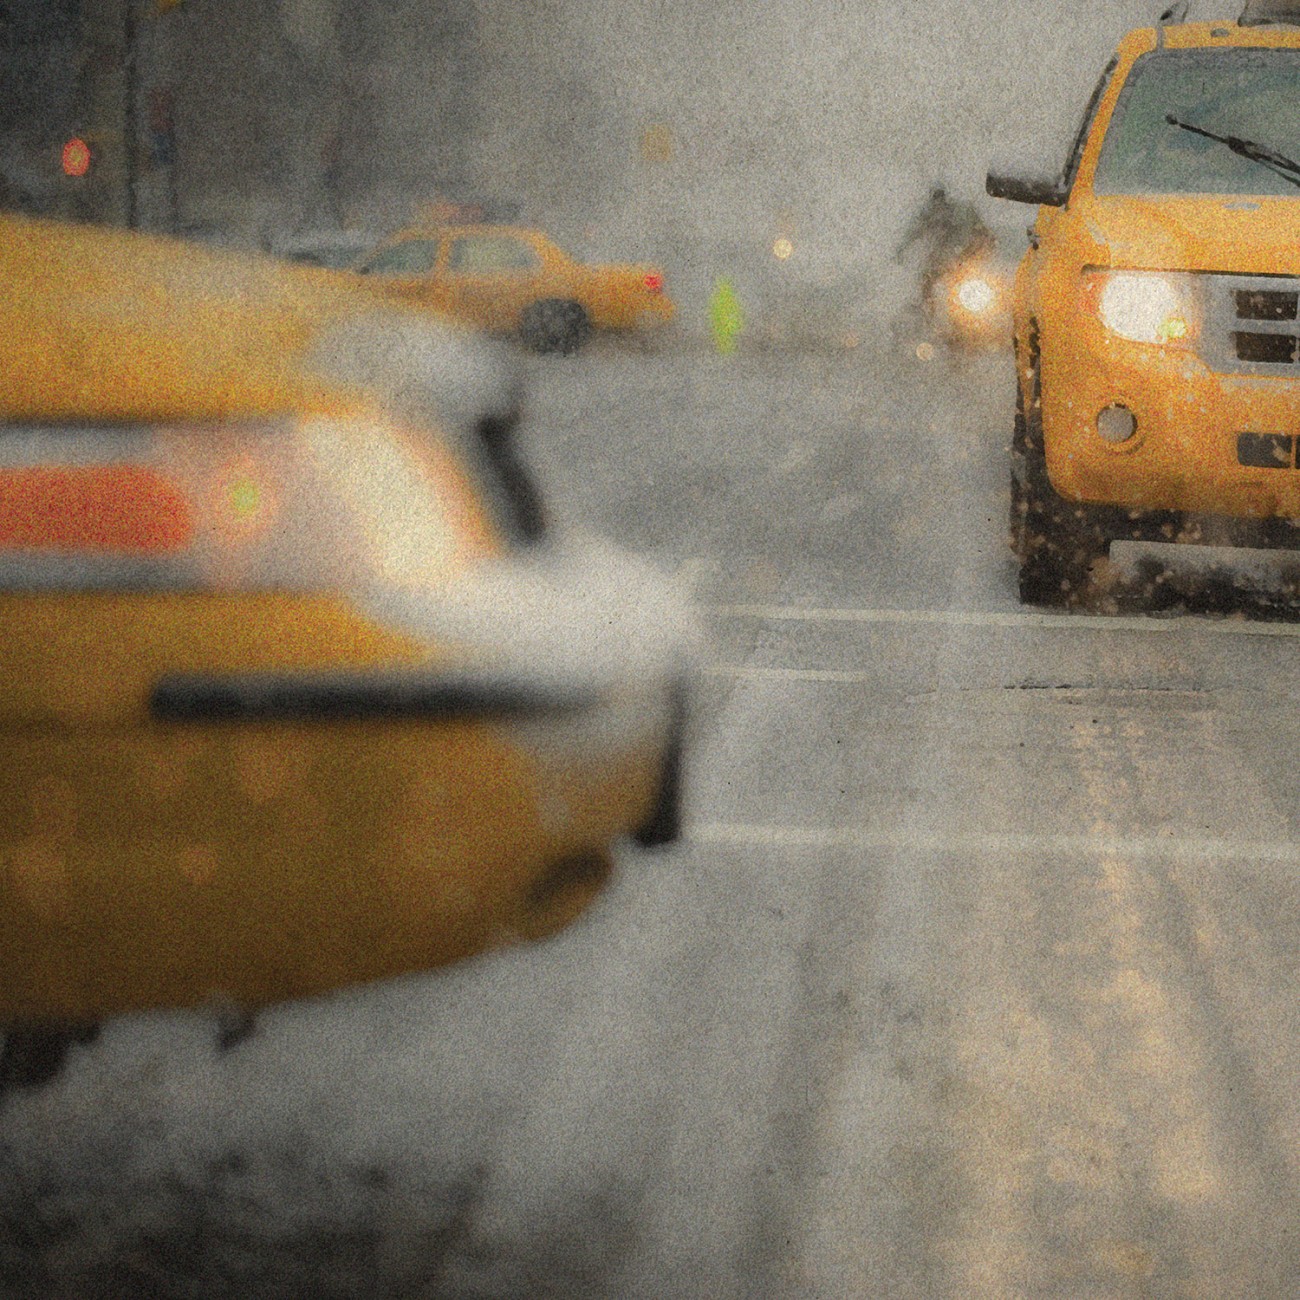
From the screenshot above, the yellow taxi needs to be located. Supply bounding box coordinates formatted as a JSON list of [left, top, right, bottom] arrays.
[[988, 3, 1300, 604], [355, 222, 675, 354], [0, 214, 694, 1036]]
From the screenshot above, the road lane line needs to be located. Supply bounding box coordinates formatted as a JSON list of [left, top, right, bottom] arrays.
[[688, 821, 1299, 865], [702, 664, 883, 683], [700, 664, 1243, 685], [704, 603, 1300, 638]]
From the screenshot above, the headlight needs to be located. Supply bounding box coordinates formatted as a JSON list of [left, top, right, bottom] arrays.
[[954, 276, 998, 316], [1082, 270, 1200, 346]]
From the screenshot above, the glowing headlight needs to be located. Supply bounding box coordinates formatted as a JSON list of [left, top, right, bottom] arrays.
[[1084, 270, 1199, 345], [955, 276, 998, 315]]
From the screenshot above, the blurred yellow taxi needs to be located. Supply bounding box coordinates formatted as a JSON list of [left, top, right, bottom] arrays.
[[988, 9, 1300, 602], [0, 214, 694, 1029], [355, 222, 675, 354]]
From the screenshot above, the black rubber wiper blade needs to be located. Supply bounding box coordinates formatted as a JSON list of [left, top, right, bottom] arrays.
[[1165, 114, 1300, 191]]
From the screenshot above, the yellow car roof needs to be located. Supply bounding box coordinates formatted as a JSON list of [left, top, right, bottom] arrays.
[[0, 214, 387, 424], [1127, 19, 1300, 53]]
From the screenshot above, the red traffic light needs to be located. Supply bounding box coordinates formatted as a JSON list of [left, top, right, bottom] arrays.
[[61, 137, 91, 178]]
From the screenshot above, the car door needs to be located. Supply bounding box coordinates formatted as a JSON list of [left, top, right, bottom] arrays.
[[0, 412, 562, 1024], [439, 230, 551, 330], [356, 236, 451, 312]]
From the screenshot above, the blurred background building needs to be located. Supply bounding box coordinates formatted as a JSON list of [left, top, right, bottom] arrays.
[[0, 0, 484, 243], [0, 0, 85, 216], [0, 0, 1160, 329]]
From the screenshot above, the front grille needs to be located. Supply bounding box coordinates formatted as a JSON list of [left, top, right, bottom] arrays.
[[1203, 274, 1300, 375], [1235, 289, 1298, 322], [1235, 331, 1299, 365]]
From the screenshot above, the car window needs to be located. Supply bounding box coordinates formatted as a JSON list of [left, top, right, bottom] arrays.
[[283, 246, 362, 269], [447, 236, 540, 273], [358, 238, 439, 275], [1094, 48, 1300, 196]]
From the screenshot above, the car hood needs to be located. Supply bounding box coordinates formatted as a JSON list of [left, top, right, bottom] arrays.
[[1083, 194, 1300, 276]]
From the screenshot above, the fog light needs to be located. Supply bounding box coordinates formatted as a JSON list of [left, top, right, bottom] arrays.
[[1097, 404, 1137, 444]]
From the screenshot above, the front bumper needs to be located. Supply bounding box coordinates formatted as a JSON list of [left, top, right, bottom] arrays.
[[1042, 330, 1300, 519], [368, 534, 700, 836]]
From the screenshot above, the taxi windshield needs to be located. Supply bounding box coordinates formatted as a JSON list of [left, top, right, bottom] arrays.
[[1094, 48, 1300, 196]]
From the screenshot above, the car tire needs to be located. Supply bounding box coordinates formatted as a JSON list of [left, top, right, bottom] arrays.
[[1010, 354, 1115, 607], [520, 299, 590, 356]]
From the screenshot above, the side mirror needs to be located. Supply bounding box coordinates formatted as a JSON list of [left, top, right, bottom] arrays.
[[986, 168, 1067, 207]]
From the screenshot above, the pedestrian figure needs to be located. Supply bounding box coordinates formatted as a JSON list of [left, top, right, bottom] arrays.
[[896, 185, 995, 323], [709, 276, 744, 355]]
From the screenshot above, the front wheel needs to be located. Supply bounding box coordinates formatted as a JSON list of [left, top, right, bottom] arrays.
[[0, 1023, 100, 1096], [1010, 465, 1113, 607], [1010, 358, 1116, 607]]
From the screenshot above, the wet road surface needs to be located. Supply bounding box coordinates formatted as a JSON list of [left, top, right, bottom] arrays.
[[4, 340, 1300, 1298]]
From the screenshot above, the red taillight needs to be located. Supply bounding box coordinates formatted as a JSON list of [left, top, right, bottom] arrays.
[[643, 272, 664, 293], [0, 467, 193, 553]]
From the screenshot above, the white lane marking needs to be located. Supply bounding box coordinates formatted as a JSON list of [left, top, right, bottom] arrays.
[[700, 662, 1264, 685], [702, 664, 882, 683], [688, 821, 1299, 864], [703, 603, 1300, 639]]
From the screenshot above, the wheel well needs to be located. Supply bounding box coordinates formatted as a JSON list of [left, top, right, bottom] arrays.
[[1015, 321, 1039, 389]]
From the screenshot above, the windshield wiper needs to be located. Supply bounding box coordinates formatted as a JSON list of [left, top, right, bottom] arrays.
[[1165, 114, 1300, 191]]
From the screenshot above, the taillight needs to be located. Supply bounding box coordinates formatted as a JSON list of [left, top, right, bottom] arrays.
[[643, 272, 664, 293], [0, 466, 193, 553]]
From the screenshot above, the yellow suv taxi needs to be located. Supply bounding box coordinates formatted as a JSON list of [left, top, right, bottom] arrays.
[[988, 4, 1300, 604]]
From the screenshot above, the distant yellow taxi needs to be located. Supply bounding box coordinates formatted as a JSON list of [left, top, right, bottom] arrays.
[[988, 6, 1300, 603], [0, 214, 693, 1029], [356, 222, 675, 354]]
